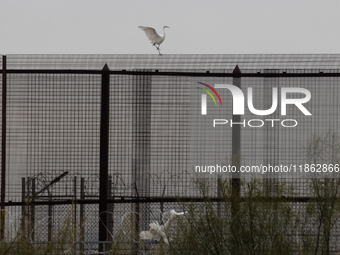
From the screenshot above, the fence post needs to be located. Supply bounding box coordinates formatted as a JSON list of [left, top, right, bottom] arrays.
[[134, 198, 140, 255], [21, 178, 26, 233], [80, 177, 85, 253], [106, 175, 113, 252], [31, 178, 35, 242], [48, 193, 52, 242], [99, 64, 110, 252], [73, 176, 77, 253], [231, 65, 241, 254], [231, 65, 241, 199], [217, 177, 222, 217], [1, 55, 7, 240]]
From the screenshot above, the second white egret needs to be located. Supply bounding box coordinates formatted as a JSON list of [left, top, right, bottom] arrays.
[[140, 209, 185, 244]]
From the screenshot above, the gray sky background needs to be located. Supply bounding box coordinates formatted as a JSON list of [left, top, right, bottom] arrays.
[[1, 0, 340, 55]]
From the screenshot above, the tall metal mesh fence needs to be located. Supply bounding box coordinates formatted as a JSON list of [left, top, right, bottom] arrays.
[[1, 54, 340, 253]]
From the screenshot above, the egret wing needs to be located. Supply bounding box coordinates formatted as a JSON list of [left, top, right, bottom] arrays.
[[138, 26, 160, 43], [140, 230, 153, 240]]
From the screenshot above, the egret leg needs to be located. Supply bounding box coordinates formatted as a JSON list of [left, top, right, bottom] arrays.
[[154, 45, 162, 55]]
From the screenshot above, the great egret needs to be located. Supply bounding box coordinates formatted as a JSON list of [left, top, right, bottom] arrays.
[[140, 209, 185, 244], [138, 26, 170, 55]]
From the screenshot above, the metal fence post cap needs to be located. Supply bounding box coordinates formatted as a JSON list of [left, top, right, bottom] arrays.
[[102, 64, 110, 71], [233, 65, 241, 74]]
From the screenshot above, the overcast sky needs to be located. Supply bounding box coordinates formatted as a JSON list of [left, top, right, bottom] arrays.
[[1, 0, 340, 55]]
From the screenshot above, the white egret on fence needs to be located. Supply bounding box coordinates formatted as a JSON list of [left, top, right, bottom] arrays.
[[138, 26, 170, 55]]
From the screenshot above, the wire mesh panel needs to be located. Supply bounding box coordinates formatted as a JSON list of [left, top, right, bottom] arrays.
[[6, 73, 101, 202], [5, 54, 340, 70]]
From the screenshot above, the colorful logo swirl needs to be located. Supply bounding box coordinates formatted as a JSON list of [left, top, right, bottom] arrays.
[[196, 82, 222, 106]]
